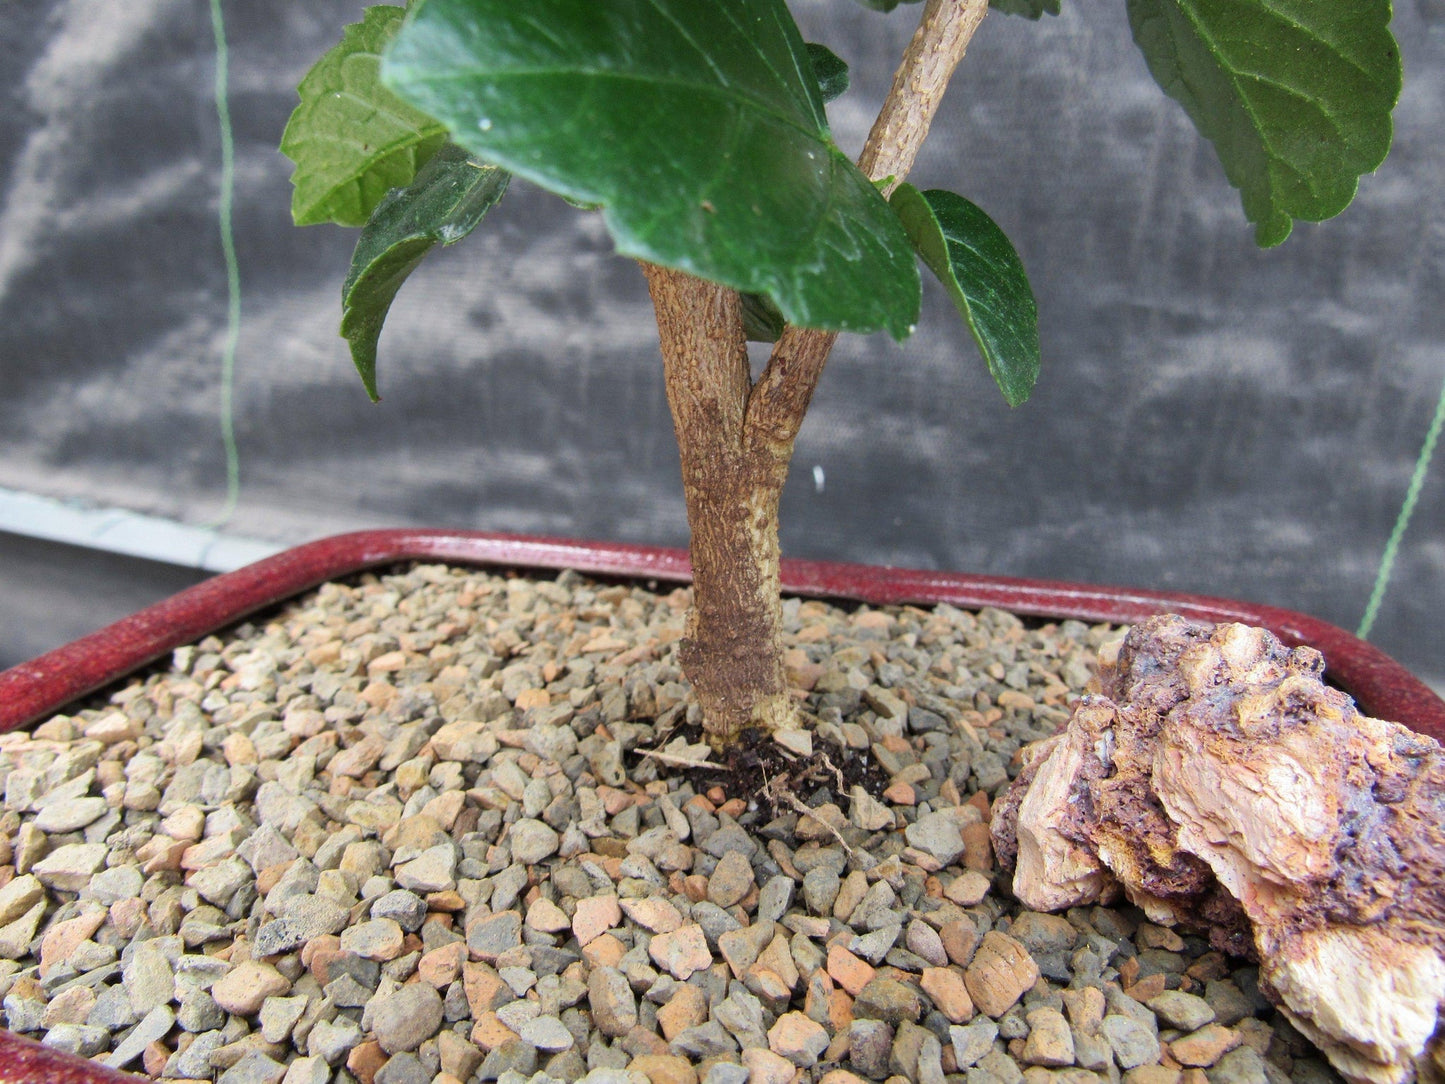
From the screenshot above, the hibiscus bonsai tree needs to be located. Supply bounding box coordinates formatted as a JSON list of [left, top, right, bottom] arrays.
[[282, 0, 1400, 750]]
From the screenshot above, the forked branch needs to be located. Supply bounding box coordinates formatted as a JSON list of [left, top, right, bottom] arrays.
[[745, 0, 989, 442]]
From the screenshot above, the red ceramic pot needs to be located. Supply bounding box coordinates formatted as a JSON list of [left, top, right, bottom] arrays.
[[0, 529, 1441, 1082]]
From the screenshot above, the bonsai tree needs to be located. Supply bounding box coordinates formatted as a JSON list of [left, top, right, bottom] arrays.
[[282, 0, 1400, 751]]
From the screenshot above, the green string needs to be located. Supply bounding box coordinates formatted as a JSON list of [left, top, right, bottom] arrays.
[[1357, 372, 1445, 640], [203, 0, 242, 529]]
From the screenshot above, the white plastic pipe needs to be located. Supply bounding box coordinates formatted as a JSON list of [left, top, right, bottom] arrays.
[[0, 486, 281, 572]]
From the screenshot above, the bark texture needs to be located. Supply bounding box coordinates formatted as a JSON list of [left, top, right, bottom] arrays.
[[643, 264, 794, 746], [992, 615, 1445, 1084]]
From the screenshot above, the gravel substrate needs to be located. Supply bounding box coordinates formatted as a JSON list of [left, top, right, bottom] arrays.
[[0, 563, 1344, 1084]]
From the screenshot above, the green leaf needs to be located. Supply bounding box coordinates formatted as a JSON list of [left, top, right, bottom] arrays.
[[1127, 0, 1401, 247], [891, 185, 1039, 408], [281, 5, 450, 227], [989, 0, 1062, 17], [807, 43, 850, 103], [341, 144, 510, 400], [741, 293, 786, 343], [383, 0, 921, 339]]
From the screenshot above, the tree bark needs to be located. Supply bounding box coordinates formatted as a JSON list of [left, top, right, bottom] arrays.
[[643, 264, 793, 747], [644, 0, 989, 750]]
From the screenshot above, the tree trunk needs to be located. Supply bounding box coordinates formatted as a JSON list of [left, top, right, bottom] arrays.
[[641, 0, 989, 750], [642, 264, 795, 747]]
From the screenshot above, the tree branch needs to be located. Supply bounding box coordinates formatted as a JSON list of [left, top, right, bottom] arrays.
[[859, 0, 990, 197], [746, 0, 989, 452]]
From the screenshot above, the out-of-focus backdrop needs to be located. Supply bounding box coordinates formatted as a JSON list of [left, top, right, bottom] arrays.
[[1, 1, 1441, 690]]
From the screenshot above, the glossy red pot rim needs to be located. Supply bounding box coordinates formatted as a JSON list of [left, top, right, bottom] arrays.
[[0, 527, 1442, 1082], [3, 527, 1441, 741]]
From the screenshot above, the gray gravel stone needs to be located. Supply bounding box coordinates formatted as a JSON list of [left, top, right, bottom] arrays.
[[308, 1015, 364, 1064], [169, 1029, 225, 1078], [376, 1051, 432, 1084], [372, 889, 428, 932], [370, 981, 445, 1054], [1100, 1013, 1162, 1070], [41, 1022, 110, 1057], [103, 1004, 175, 1069], [509, 819, 561, 864], [951, 1017, 1000, 1068], [218, 1051, 288, 1084], [86, 864, 143, 904], [31, 843, 108, 891], [905, 811, 968, 866], [122, 937, 176, 1015], [468, 910, 523, 962], [1209, 1045, 1271, 1084], [1149, 989, 1217, 1032], [33, 797, 110, 834], [253, 894, 349, 956], [394, 843, 457, 893]]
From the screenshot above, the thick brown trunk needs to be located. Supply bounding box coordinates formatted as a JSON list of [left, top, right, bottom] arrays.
[[642, 264, 793, 747]]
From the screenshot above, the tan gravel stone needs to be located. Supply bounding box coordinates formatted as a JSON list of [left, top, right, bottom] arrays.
[[0, 874, 44, 926], [629, 1053, 698, 1084], [588, 965, 637, 1037], [340, 918, 404, 961], [572, 894, 622, 946], [921, 966, 974, 1023], [469, 1012, 519, 1051], [620, 896, 684, 933], [940, 918, 980, 967], [827, 943, 876, 997], [656, 983, 708, 1040], [1123, 1067, 1182, 1084], [417, 942, 467, 988], [964, 931, 1038, 1018], [212, 961, 291, 1016], [944, 870, 992, 907], [1169, 1024, 1241, 1067], [648, 923, 712, 980], [1062, 987, 1106, 1033], [581, 932, 627, 968], [743, 1045, 799, 1084], [756, 933, 800, 991], [38, 909, 105, 978], [1023, 1007, 1076, 1067], [769, 1010, 830, 1067], [525, 897, 571, 933]]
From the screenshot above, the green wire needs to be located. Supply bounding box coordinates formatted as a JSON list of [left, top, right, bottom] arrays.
[[1357, 373, 1445, 640], [204, 0, 242, 529]]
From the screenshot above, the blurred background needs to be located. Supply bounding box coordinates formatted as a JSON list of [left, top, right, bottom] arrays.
[[1, 1, 1441, 692]]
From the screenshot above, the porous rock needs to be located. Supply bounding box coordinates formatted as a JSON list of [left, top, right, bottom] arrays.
[[993, 615, 1445, 1084]]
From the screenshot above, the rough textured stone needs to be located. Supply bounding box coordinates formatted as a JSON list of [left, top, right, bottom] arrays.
[[212, 961, 292, 1016], [965, 932, 1039, 1018], [370, 983, 445, 1054]]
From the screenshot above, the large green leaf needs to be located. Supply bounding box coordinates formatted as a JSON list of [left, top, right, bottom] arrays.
[[1128, 0, 1401, 247], [383, 0, 921, 339], [892, 185, 1039, 408], [341, 144, 510, 399], [281, 5, 450, 227]]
